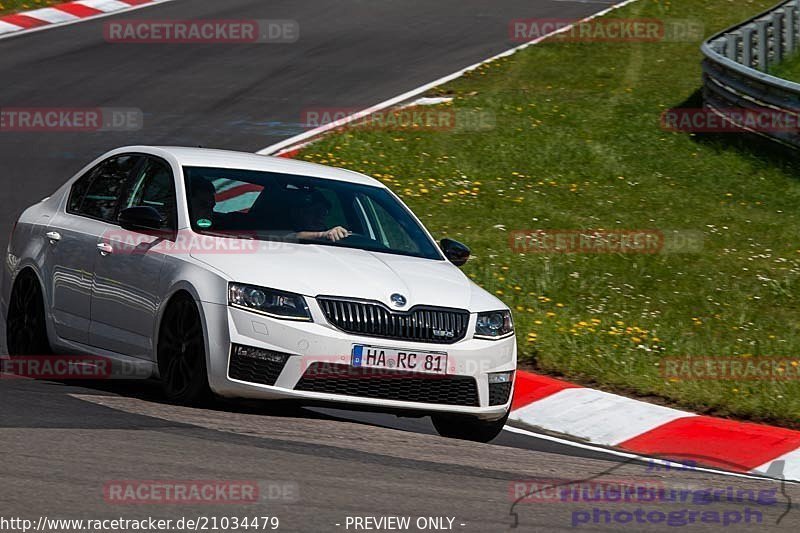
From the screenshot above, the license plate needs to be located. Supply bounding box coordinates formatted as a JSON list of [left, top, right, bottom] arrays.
[[351, 345, 448, 375]]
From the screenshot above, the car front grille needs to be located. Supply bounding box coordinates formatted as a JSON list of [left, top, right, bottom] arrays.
[[228, 344, 289, 386], [295, 363, 480, 406], [317, 297, 470, 344], [489, 382, 513, 406]]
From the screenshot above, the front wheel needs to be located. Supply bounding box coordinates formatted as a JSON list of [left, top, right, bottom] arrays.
[[157, 294, 212, 405], [431, 411, 509, 443]]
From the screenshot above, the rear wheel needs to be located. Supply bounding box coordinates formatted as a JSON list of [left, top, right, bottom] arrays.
[[157, 294, 212, 405], [6, 270, 51, 356], [431, 411, 509, 443]]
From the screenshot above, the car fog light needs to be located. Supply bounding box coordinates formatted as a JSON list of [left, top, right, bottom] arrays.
[[488, 371, 514, 384], [233, 344, 289, 364]]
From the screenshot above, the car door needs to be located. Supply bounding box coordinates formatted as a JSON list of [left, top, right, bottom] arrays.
[[43, 154, 143, 345], [89, 156, 177, 359]]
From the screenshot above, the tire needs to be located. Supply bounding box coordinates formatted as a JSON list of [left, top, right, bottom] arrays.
[[431, 411, 509, 443], [6, 270, 51, 356], [157, 293, 212, 405]]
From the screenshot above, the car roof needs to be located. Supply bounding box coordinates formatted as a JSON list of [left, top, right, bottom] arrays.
[[115, 146, 386, 188]]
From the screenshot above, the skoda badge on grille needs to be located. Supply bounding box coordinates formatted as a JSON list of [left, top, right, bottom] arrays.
[[390, 293, 407, 307]]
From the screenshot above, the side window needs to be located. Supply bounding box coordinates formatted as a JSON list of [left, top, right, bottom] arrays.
[[68, 155, 142, 223], [125, 158, 177, 229]]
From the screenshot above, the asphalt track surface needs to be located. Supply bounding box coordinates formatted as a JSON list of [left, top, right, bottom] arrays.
[[1, 0, 797, 531]]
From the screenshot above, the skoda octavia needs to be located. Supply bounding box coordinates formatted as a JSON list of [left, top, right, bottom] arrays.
[[2, 147, 516, 441]]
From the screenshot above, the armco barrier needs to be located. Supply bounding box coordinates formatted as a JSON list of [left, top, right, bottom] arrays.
[[701, 0, 800, 149]]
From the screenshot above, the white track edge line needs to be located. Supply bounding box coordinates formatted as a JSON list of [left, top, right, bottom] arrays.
[[256, 0, 642, 156]]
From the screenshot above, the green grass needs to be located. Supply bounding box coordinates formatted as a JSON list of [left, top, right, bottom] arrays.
[[296, 0, 800, 428], [770, 50, 800, 82], [0, 0, 62, 15]]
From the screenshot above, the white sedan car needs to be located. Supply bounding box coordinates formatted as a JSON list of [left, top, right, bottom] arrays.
[[2, 146, 516, 441]]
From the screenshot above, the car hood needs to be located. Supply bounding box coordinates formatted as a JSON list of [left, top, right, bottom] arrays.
[[189, 239, 505, 311]]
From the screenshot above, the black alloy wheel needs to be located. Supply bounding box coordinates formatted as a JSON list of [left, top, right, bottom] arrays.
[[157, 294, 212, 405]]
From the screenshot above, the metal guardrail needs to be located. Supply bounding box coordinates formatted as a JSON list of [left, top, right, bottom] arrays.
[[701, 0, 800, 149]]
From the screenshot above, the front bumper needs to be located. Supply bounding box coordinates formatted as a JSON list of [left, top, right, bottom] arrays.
[[200, 301, 516, 420]]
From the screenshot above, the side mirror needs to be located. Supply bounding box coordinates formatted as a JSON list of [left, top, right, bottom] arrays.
[[440, 238, 470, 267], [118, 206, 165, 232]]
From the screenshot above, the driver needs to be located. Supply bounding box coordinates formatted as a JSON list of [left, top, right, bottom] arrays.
[[190, 176, 217, 222], [189, 176, 232, 230], [291, 189, 350, 242]]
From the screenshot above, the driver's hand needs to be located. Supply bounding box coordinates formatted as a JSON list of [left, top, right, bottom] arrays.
[[323, 226, 349, 242]]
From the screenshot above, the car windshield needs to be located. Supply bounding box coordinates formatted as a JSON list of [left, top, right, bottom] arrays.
[[183, 166, 443, 260]]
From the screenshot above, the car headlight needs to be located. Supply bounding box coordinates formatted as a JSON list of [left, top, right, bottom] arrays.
[[474, 310, 514, 340], [228, 283, 311, 321]]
